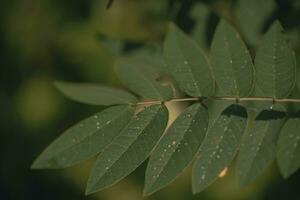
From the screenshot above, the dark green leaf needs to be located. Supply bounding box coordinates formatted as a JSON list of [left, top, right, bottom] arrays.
[[255, 21, 297, 98], [54, 81, 137, 106], [164, 23, 215, 97], [277, 116, 300, 178], [190, 3, 211, 49], [236, 0, 276, 46], [236, 107, 286, 186], [211, 19, 254, 97], [115, 58, 173, 101], [86, 105, 168, 195], [31, 105, 134, 169], [192, 104, 247, 193], [144, 103, 208, 195]]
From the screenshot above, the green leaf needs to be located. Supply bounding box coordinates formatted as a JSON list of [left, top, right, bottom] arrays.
[[31, 105, 134, 169], [192, 104, 247, 193], [115, 57, 173, 101], [190, 3, 211, 49], [236, 0, 276, 46], [86, 105, 168, 195], [236, 107, 286, 186], [255, 21, 297, 98], [54, 81, 137, 106], [144, 103, 209, 195], [210, 19, 254, 97], [277, 115, 300, 178], [163, 23, 215, 97]]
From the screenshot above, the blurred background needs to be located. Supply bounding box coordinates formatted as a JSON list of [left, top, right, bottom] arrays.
[[0, 0, 300, 199]]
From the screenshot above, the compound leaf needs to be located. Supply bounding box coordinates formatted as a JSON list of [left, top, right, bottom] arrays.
[[164, 23, 214, 97], [86, 105, 168, 195], [192, 104, 247, 193], [31, 105, 134, 169], [54, 81, 137, 106], [144, 103, 209, 195], [211, 19, 254, 97]]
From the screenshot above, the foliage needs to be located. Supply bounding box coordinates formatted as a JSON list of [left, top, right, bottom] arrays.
[[31, 2, 299, 197]]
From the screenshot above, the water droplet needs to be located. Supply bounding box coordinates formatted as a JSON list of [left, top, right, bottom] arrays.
[[172, 141, 176, 145], [94, 115, 98, 119], [187, 114, 192, 118], [224, 127, 228, 131], [230, 60, 233, 64], [184, 61, 189, 65], [201, 174, 206, 180], [106, 121, 111, 125], [105, 167, 109, 170], [168, 145, 171, 148], [177, 149, 181, 152], [164, 149, 167, 152], [216, 155, 221, 159]]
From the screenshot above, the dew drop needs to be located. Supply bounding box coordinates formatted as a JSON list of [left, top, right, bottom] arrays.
[[106, 121, 111, 125], [172, 141, 176, 145], [94, 115, 98, 119], [168, 144, 171, 148]]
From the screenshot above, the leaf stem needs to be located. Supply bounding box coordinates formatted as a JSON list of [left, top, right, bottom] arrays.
[[136, 96, 300, 105]]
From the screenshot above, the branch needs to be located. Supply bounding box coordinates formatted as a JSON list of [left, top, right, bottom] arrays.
[[136, 96, 300, 105]]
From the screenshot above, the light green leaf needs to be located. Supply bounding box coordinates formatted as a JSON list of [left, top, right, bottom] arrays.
[[164, 23, 215, 97], [144, 103, 209, 195], [86, 105, 168, 195], [115, 57, 173, 101], [54, 81, 137, 106], [236, 0, 276, 46], [31, 105, 134, 169], [236, 107, 286, 186], [255, 21, 297, 98], [210, 19, 254, 97], [277, 115, 300, 178], [192, 104, 247, 193]]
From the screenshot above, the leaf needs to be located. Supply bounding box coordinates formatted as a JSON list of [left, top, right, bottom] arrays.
[[115, 57, 173, 101], [192, 104, 247, 193], [86, 105, 168, 195], [163, 23, 215, 97], [54, 81, 137, 106], [236, 106, 286, 186], [210, 19, 254, 97], [190, 3, 211, 49], [31, 105, 134, 169], [144, 103, 209, 195], [255, 21, 297, 98], [236, 0, 276, 46], [277, 115, 300, 178]]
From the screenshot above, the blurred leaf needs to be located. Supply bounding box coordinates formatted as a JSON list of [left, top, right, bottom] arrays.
[[190, 3, 211, 49], [255, 21, 297, 98], [31, 105, 134, 169], [236, 107, 286, 186], [210, 19, 254, 97], [54, 81, 138, 106], [164, 23, 214, 97], [144, 103, 209, 195], [236, 0, 276, 46], [95, 33, 124, 56], [277, 115, 300, 178], [192, 104, 247, 193], [115, 57, 173, 101], [86, 105, 168, 194]]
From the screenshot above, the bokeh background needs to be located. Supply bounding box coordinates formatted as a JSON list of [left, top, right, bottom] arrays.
[[1, 0, 300, 200]]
